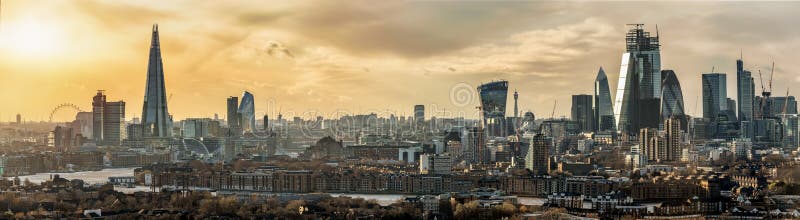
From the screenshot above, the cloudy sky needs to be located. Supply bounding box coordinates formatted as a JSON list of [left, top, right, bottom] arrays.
[[1, 0, 799, 122]]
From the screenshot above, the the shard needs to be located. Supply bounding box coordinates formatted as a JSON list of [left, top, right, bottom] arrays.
[[594, 67, 615, 132], [141, 24, 172, 137]]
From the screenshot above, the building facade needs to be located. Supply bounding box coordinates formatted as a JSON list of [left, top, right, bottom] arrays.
[[614, 24, 661, 134], [226, 96, 240, 136], [478, 81, 509, 137], [594, 67, 615, 132], [572, 94, 594, 132], [141, 24, 172, 138], [660, 70, 685, 120], [238, 91, 256, 133], [702, 73, 727, 120], [526, 134, 551, 175]]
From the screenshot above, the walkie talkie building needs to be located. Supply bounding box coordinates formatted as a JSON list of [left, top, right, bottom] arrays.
[[478, 81, 509, 137]]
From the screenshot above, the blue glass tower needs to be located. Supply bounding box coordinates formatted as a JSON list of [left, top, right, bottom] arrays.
[[702, 73, 727, 120], [614, 24, 661, 134], [594, 67, 615, 132], [660, 70, 685, 119], [141, 24, 172, 137], [238, 91, 256, 133], [478, 81, 509, 137]]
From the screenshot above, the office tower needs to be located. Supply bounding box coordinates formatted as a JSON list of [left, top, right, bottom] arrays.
[[419, 154, 452, 175], [639, 128, 658, 161], [727, 98, 737, 118], [72, 112, 93, 139], [664, 117, 682, 161], [571, 94, 594, 132], [714, 97, 739, 139], [782, 115, 799, 148], [737, 58, 755, 122], [15, 114, 21, 125], [731, 139, 753, 160], [478, 81, 509, 137], [615, 24, 661, 134], [182, 118, 211, 138], [594, 67, 615, 132], [141, 24, 172, 138], [51, 126, 74, 152], [226, 96, 240, 136], [702, 73, 727, 120], [127, 124, 144, 141], [768, 96, 797, 115], [660, 70, 685, 119], [238, 91, 255, 133], [414, 105, 425, 124], [105, 101, 126, 145], [92, 90, 106, 143], [90, 91, 126, 145], [462, 127, 485, 164], [525, 133, 551, 175]]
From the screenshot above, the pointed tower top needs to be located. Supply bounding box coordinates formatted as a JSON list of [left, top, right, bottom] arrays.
[[596, 67, 607, 80], [740, 48, 743, 60], [151, 24, 160, 47]]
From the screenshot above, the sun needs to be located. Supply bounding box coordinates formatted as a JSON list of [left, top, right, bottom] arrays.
[[1, 18, 64, 57]]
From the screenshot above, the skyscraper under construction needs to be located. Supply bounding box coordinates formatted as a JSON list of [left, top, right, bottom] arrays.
[[614, 24, 661, 134]]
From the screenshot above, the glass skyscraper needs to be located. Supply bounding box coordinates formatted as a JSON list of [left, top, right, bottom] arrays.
[[478, 81, 508, 137], [141, 24, 172, 138], [238, 91, 256, 133], [414, 105, 425, 124], [571, 94, 594, 132], [594, 67, 615, 132], [660, 70, 685, 118], [226, 96, 240, 136], [737, 58, 755, 122], [702, 73, 727, 120], [93, 91, 106, 143], [614, 24, 661, 134]]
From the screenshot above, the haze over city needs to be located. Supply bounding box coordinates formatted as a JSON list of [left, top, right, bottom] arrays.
[[2, 1, 800, 121], [1, 1, 800, 219]]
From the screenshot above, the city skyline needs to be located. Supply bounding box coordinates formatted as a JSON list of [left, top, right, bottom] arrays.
[[2, 1, 800, 121], [1, 2, 800, 219]]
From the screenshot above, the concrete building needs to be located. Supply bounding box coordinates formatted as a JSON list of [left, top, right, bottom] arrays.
[[525, 134, 551, 175]]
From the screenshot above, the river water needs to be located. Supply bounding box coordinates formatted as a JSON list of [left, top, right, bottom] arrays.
[[15, 168, 137, 184]]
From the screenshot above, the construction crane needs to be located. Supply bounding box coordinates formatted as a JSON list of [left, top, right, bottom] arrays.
[[542, 100, 558, 137], [769, 62, 775, 96], [764, 62, 776, 118], [757, 69, 768, 119], [782, 88, 790, 116]]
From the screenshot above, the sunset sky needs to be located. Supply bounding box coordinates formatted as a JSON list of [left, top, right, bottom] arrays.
[[1, 0, 799, 122]]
